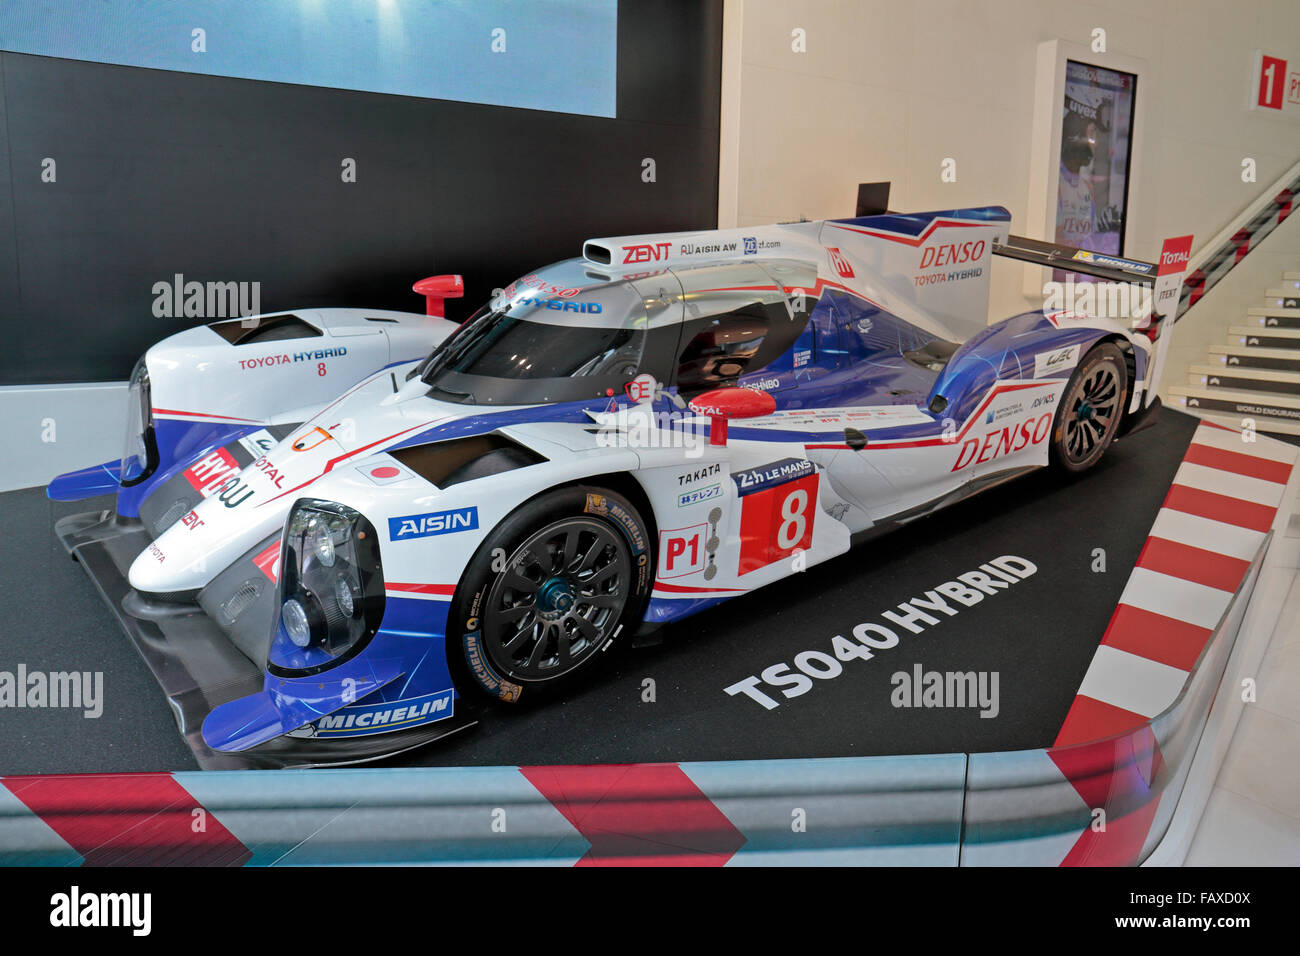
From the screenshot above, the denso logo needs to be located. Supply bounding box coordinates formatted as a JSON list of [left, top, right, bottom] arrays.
[[919, 240, 986, 270], [951, 412, 1052, 472], [388, 507, 479, 541], [622, 242, 671, 264]]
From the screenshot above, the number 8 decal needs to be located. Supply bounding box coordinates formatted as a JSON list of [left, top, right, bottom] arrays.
[[777, 488, 808, 550], [737, 473, 818, 575]]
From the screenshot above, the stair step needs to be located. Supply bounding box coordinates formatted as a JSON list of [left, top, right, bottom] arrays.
[[1169, 385, 1300, 428], [1207, 345, 1300, 372], [1190, 364, 1300, 397], [1284, 272, 1300, 284], [1227, 325, 1300, 349], [1264, 288, 1300, 305], [1173, 406, 1300, 437], [1243, 307, 1300, 329]]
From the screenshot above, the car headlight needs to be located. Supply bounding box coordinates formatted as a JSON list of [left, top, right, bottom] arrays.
[[268, 499, 385, 676], [119, 358, 158, 486]]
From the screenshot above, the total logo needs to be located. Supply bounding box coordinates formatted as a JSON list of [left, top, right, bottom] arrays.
[[951, 412, 1052, 472], [389, 506, 479, 541]]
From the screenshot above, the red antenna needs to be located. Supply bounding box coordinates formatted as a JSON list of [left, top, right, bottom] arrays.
[[412, 274, 464, 318]]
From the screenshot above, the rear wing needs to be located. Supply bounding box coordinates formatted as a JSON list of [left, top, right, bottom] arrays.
[[994, 234, 1193, 324]]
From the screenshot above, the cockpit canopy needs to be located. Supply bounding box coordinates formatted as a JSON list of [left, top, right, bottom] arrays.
[[416, 257, 818, 405]]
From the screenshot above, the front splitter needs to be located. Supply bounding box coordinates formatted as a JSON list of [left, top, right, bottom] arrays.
[[54, 510, 476, 770]]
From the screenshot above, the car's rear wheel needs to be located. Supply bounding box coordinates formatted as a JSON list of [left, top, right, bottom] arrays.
[[447, 485, 652, 704], [1050, 341, 1128, 473]]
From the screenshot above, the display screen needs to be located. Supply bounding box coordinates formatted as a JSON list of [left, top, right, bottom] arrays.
[[1055, 59, 1137, 261], [0, 0, 617, 117]]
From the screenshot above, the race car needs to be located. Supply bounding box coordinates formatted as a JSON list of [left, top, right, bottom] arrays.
[[48, 206, 1192, 768]]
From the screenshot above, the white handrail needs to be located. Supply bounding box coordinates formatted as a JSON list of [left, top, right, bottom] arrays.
[[1187, 156, 1300, 274]]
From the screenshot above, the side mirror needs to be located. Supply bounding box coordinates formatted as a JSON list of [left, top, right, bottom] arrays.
[[688, 387, 777, 447], [412, 274, 464, 318]]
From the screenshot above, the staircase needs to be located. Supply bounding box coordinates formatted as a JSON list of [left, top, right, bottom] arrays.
[[1170, 274, 1300, 437]]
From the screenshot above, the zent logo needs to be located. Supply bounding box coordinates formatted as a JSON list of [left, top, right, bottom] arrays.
[[389, 507, 480, 541], [622, 242, 672, 264]]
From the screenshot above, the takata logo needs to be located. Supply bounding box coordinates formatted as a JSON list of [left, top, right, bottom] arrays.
[[919, 240, 985, 269], [827, 247, 855, 278], [623, 242, 671, 264], [389, 507, 479, 541]]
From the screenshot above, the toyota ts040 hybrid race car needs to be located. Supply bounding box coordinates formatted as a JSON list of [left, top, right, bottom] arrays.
[[49, 207, 1193, 767]]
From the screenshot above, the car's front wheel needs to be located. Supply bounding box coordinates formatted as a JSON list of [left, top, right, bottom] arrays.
[[1050, 340, 1129, 473], [447, 485, 652, 704]]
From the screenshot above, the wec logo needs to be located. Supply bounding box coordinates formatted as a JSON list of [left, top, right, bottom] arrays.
[[389, 507, 479, 541]]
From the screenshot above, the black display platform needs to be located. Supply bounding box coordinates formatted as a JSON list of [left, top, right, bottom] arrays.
[[0, 410, 1201, 774]]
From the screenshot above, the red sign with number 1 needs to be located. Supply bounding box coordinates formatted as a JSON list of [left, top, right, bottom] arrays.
[[1258, 54, 1287, 110]]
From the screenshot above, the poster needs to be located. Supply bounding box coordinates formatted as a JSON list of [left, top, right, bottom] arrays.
[[1055, 59, 1137, 260]]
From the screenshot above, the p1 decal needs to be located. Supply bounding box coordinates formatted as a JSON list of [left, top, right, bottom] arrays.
[[389, 507, 479, 541], [735, 471, 818, 575], [660, 525, 708, 579], [184, 448, 239, 497]]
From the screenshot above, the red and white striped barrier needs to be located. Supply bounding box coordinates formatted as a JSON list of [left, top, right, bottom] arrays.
[[1055, 422, 1297, 747], [1, 426, 1292, 868]]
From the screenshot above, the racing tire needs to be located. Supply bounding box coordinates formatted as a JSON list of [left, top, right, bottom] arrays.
[[1049, 341, 1129, 474], [446, 485, 653, 704]]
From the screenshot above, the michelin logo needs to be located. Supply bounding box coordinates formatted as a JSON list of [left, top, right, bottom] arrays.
[[389, 506, 479, 541], [310, 689, 454, 737]]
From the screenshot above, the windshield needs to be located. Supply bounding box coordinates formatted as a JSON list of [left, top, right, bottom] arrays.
[[418, 283, 650, 405]]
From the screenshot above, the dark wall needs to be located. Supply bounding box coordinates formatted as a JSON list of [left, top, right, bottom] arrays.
[[0, 0, 723, 384]]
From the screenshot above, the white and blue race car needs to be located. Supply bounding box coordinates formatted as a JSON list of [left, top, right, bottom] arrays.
[[48, 207, 1192, 767]]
